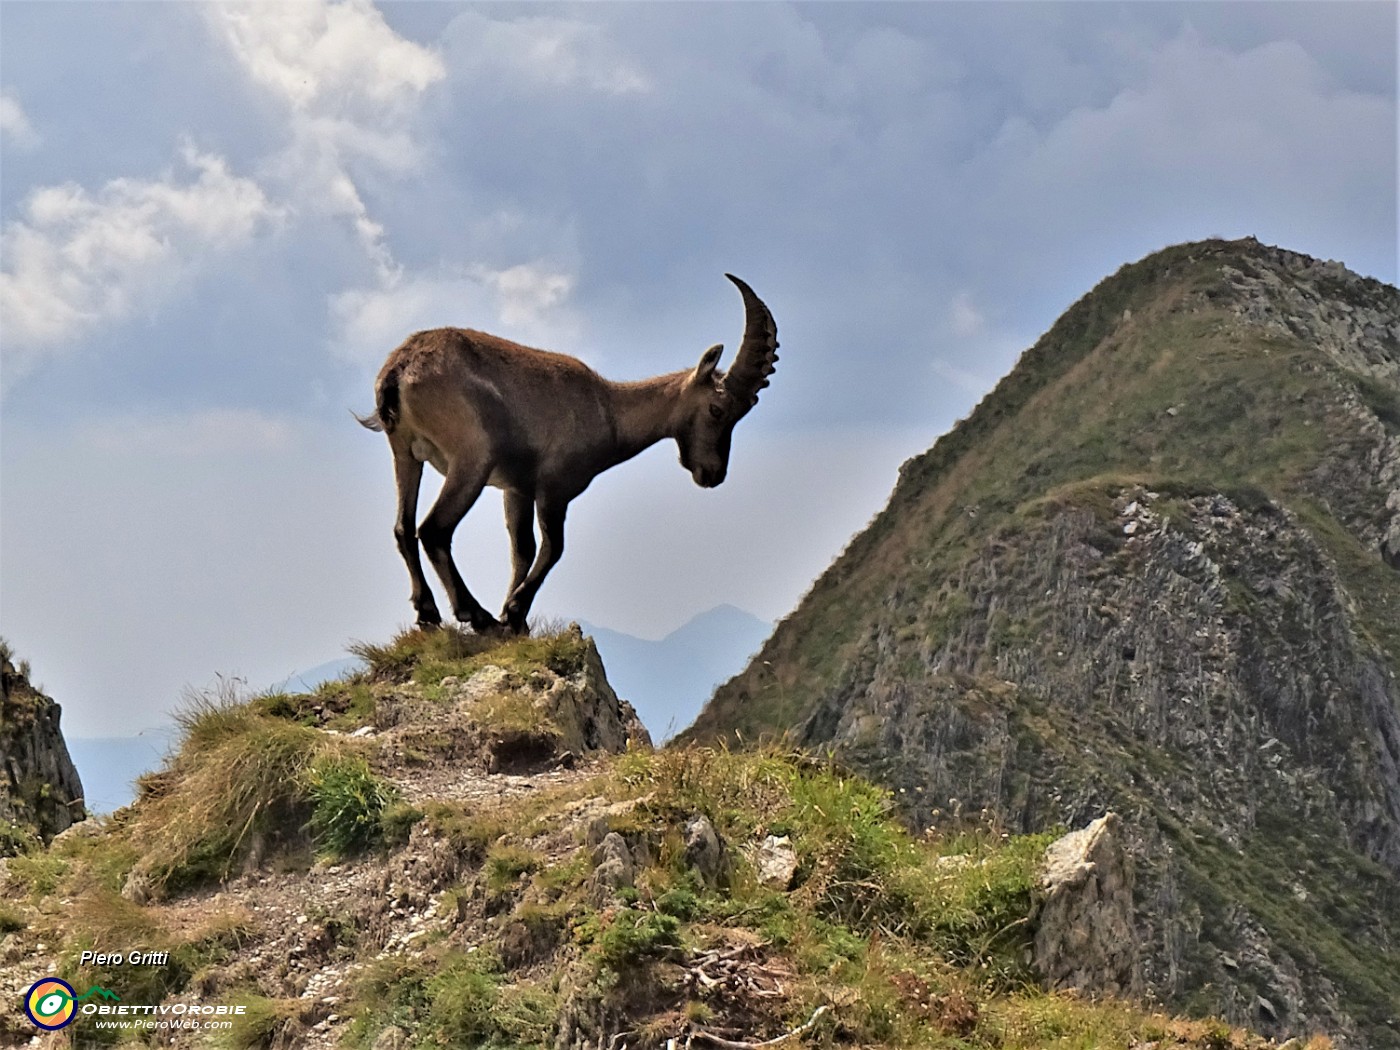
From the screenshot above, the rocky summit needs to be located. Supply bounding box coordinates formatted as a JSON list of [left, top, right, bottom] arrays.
[[688, 239, 1400, 1047]]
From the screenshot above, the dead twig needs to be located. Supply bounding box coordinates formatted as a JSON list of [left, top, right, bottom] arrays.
[[690, 1004, 831, 1049]]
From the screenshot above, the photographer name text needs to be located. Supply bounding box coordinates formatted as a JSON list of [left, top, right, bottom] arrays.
[[78, 950, 170, 967]]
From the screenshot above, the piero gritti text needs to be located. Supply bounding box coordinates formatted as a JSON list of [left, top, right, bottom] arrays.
[[79, 950, 171, 967]]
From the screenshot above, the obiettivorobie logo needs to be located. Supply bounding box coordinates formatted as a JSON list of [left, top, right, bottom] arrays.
[[22, 976, 248, 1034], [23, 978, 120, 1031]]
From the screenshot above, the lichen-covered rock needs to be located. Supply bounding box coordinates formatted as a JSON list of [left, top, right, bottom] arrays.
[[588, 831, 634, 905], [752, 834, 798, 890], [411, 628, 652, 777], [1, 650, 85, 852], [1033, 813, 1137, 997]]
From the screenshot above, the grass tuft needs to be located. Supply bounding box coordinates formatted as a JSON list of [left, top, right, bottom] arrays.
[[306, 754, 402, 859]]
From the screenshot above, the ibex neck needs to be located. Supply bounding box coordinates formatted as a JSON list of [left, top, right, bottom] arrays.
[[607, 371, 688, 464]]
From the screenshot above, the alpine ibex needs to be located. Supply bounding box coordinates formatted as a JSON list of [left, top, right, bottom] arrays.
[[358, 275, 779, 634]]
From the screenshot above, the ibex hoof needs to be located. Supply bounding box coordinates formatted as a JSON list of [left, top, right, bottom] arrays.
[[464, 611, 504, 635], [416, 607, 443, 629]]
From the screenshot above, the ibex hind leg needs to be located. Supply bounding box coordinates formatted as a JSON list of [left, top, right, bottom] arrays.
[[418, 463, 500, 634], [390, 446, 442, 629]]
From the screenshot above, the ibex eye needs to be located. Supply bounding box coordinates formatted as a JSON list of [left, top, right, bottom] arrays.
[[709, 404, 724, 420]]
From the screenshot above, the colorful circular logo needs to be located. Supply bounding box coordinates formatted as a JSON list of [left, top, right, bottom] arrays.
[[24, 978, 77, 1030]]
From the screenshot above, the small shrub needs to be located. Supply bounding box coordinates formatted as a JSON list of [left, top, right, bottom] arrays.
[[380, 801, 424, 848], [6, 851, 68, 898], [218, 994, 304, 1049], [593, 908, 682, 973], [305, 754, 400, 859], [0, 902, 26, 934], [425, 955, 500, 1043], [656, 886, 701, 920], [422, 802, 508, 861], [0, 820, 39, 858]]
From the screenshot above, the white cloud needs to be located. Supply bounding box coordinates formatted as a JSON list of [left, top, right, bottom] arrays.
[[207, 1, 444, 117], [0, 92, 40, 150], [948, 290, 985, 338], [328, 263, 579, 367], [968, 30, 1396, 261], [204, 1, 445, 282], [445, 12, 651, 96], [0, 145, 277, 388], [472, 263, 574, 333]]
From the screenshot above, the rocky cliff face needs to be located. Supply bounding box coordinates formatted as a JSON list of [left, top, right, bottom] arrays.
[[0, 648, 85, 852], [688, 239, 1400, 1046]]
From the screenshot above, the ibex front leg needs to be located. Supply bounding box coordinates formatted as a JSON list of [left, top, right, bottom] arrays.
[[502, 488, 537, 600], [418, 462, 499, 633], [501, 497, 568, 635]]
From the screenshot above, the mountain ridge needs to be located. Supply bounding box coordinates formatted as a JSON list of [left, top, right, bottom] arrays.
[[685, 237, 1400, 1045]]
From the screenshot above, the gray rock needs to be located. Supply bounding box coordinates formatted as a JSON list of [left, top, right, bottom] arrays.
[[1032, 813, 1137, 997], [540, 627, 653, 755], [588, 832, 634, 905], [753, 834, 798, 889], [371, 1026, 410, 1050], [1, 653, 85, 851], [683, 814, 723, 883]]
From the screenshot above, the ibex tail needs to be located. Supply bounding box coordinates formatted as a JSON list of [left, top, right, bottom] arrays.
[[355, 370, 402, 434]]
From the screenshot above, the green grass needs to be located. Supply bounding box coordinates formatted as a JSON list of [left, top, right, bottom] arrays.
[[347, 948, 557, 1049], [305, 753, 402, 859], [217, 993, 305, 1049], [114, 681, 405, 892]]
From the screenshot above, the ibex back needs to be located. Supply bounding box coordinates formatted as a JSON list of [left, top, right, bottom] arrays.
[[358, 275, 779, 634]]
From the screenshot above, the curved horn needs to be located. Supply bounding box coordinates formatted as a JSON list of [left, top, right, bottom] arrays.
[[722, 274, 779, 414]]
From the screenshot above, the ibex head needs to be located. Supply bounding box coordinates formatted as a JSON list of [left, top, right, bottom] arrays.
[[675, 274, 780, 488]]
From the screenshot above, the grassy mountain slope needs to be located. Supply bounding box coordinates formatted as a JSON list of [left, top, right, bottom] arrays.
[[685, 239, 1400, 1045]]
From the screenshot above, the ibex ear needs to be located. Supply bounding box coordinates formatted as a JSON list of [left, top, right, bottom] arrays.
[[691, 344, 724, 385]]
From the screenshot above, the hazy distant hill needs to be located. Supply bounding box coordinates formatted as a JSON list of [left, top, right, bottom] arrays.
[[687, 239, 1400, 1046], [581, 604, 771, 740], [269, 656, 366, 694]]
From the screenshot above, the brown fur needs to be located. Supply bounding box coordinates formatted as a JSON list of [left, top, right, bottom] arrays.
[[359, 276, 778, 634]]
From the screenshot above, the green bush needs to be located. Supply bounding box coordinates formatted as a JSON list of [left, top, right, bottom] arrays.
[[306, 754, 401, 859], [593, 908, 682, 973]]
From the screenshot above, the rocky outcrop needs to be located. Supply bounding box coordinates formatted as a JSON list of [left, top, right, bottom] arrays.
[[1033, 813, 1137, 997], [386, 628, 652, 779], [800, 487, 1399, 1045], [542, 627, 653, 757], [1, 649, 85, 852]]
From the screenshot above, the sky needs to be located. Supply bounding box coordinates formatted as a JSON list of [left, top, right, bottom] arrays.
[[1, 1, 1396, 738]]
